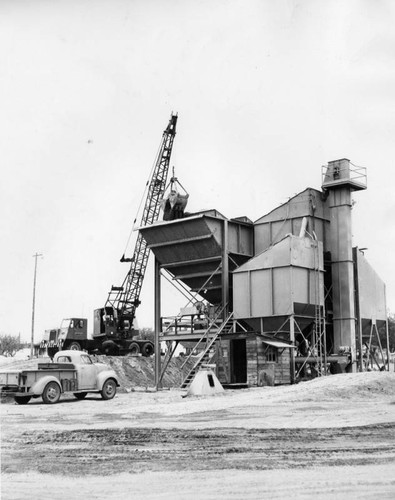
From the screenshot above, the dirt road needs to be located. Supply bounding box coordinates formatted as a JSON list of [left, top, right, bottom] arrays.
[[2, 372, 395, 499]]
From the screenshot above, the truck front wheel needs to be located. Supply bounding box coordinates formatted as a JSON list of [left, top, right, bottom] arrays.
[[101, 379, 117, 400], [68, 341, 81, 351], [102, 340, 120, 356], [42, 381, 61, 404], [14, 396, 31, 405]]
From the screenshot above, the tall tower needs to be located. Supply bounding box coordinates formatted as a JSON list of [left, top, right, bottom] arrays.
[[322, 159, 367, 363]]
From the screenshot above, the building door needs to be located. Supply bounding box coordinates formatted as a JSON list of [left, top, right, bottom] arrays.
[[230, 339, 247, 384]]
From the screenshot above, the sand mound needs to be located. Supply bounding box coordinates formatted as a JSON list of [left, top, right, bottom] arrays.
[[266, 371, 395, 403]]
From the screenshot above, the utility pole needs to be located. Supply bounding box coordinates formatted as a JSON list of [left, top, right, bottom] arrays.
[[31, 253, 43, 359]]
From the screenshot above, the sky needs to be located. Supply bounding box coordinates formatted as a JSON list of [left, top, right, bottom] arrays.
[[1, 0, 394, 342]]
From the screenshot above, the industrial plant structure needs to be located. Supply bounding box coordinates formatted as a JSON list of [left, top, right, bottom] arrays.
[[139, 158, 389, 389]]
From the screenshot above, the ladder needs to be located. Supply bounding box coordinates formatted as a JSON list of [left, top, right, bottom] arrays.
[[312, 238, 326, 375], [180, 311, 234, 390]]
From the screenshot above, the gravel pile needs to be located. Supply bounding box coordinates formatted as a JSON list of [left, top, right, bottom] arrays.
[[94, 354, 194, 392]]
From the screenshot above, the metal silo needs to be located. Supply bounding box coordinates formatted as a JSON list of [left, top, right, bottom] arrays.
[[233, 235, 324, 324]]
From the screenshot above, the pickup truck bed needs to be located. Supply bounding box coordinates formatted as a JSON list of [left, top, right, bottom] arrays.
[[1, 367, 78, 393]]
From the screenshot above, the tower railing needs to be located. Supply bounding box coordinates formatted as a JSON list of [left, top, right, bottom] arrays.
[[321, 162, 367, 189]]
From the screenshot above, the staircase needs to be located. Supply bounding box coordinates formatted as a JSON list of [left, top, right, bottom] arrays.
[[180, 311, 234, 390]]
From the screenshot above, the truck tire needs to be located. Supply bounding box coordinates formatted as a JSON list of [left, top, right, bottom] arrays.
[[128, 342, 140, 356], [102, 340, 120, 356], [74, 392, 88, 400], [42, 381, 61, 404], [101, 379, 117, 400], [68, 341, 81, 351], [14, 396, 31, 405], [141, 342, 154, 357]]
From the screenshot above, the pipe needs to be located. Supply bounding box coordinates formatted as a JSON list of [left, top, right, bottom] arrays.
[[299, 217, 308, 238]]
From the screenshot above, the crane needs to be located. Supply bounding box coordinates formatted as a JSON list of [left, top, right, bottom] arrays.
[[93, 113, 178, 356]]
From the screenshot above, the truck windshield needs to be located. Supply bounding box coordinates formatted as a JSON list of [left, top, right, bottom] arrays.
[[80, 355, 93, 365], [60, 319, 72, 329]]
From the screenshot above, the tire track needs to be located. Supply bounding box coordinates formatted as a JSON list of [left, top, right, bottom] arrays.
[[2, 424, 395, 475]]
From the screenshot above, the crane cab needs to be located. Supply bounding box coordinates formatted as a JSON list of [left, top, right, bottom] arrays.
[[92, 306, 153, 357], [93, 307, 138, 339]]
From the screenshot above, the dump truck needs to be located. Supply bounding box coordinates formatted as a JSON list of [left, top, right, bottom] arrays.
[[0, 350, 119, 405]]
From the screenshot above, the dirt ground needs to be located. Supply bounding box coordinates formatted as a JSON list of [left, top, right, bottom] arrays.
[[1, 366, 395, 499]]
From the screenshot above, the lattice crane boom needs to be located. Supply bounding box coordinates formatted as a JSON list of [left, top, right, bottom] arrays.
[[105, 113, 178, 321]]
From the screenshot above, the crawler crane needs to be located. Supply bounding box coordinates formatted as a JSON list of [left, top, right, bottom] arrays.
[[39, 114, 184, 357], [93, 114, 178, 355]]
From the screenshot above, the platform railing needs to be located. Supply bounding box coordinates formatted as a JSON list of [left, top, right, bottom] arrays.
[[321, 162, 367, 188]]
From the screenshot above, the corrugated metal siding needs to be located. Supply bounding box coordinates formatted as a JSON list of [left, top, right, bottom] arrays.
[[254, 188, 329, 254], [233, 236, 324, 322], [356, 249, 387, 321]]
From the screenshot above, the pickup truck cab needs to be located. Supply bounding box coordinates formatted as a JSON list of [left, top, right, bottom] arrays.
[[0, 350, 119, 405]]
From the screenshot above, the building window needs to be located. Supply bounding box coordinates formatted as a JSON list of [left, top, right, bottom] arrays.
[[266, 346, 278, 363]]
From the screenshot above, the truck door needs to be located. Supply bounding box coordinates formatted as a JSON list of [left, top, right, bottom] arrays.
[[78, 355, 97, 390]]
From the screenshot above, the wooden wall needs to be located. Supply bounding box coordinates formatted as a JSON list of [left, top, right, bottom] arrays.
[[215, 338, 231, 385], [215, 335, 291, 386], [247, 337, 291, 386]]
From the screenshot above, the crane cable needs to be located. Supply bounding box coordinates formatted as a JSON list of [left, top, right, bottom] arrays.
[[122, 136, 166, 257]]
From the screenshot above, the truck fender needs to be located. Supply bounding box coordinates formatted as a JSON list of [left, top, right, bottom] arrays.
[[96, 370, 119, 390], [30, 376, 62, 396]]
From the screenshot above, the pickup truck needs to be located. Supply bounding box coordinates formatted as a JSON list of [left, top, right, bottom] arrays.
[[0, 350, 119, 405]]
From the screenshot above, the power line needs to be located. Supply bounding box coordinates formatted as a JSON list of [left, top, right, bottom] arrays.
[[31, 253, 43, 358]]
